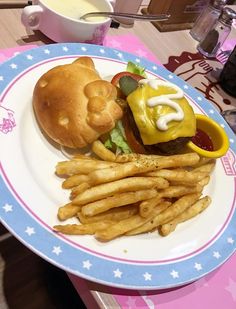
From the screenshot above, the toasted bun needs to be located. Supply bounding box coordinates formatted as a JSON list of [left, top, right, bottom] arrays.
[[33, 57, 123, 148]]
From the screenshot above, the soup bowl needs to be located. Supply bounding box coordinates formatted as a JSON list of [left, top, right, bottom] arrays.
[[21, 0, 115, 44]]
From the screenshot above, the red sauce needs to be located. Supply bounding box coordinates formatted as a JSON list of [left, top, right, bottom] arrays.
[[191, 128, 214, 151]]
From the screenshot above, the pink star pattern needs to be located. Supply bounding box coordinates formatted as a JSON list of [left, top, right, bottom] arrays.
[[225, 278, 236, 302], [104, 35, 162, 65], [125, 296, 138, 308], [134, 48, 148, 58], [107, 39, 122, 49]]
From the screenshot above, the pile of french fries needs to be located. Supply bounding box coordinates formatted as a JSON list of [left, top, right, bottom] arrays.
[[53, 140, 215, 242]]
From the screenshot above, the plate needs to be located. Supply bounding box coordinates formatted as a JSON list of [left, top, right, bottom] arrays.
[[0, 43, 236, 290]]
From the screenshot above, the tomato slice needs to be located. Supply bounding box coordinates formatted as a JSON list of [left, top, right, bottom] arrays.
[[111, 72, 144, 86], [122, 112, 147, 154]]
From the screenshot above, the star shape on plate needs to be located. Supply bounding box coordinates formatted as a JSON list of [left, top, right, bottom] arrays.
[[10, 63, 17, 69], [227, 237, 234, 244], [44, 49, 50, 54], [26, 54, 33, 60], [170, 270, 179, 279], [116, 52, 123, 59], [194, 262, 202, 271], [113, 268, 122, 278], [2, 203, 13, 212], [25, 226, 35, 236], [0, 76, 4, 81], [213, 251, 221, 259], [82, 260, 92, 270], [143, 272, 152, 281], [52, 246, 62, 255], [62, 46, 69, 52]]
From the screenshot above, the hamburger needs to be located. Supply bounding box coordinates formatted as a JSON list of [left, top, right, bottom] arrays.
[[118, 77, 196, 154], [33, 57, 196, 155]]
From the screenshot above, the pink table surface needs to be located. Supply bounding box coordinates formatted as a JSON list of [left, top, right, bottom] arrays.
[[0, 35, 161, 65], [68, 253, 236, 309], [1, 35, 236, 309]]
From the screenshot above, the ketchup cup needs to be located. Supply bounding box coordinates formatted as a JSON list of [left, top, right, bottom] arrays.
[[186, 114, 229, 159]]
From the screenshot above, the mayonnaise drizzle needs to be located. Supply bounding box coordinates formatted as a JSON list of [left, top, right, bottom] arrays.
[[139, 79, 184, 131]]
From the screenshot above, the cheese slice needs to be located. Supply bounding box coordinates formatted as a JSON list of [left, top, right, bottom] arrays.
[[127, 83, 196, 145]]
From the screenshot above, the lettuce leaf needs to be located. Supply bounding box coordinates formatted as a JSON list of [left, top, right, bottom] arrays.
[[126, 61, 147, 77], [104, 120, 132, 154], [104, 62, 146, 154]]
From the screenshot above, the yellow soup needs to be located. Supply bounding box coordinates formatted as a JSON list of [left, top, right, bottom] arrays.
[[41, 0, 106, 21]]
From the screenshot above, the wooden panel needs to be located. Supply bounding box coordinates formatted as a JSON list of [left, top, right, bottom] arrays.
[[144, 0, 209, 31]]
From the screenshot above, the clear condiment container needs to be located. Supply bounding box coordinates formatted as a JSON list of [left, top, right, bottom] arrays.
[[197, 7, 236, 58], [190, 0, 228, 42]]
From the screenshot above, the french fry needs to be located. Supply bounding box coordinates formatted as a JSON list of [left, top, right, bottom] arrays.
[[62, 174, 90, 189], [169, 181, 198, 187], [54, 220, 114, 235], [54, 137, 214, 241], [158, 193, 201, 224], [158, 184, 203, 198], [127, 193, 201, 235], [116, 153, 162, 163], [56, 159, 119, 176], [95, 214, 153, 241], [116, 153, 200, 168], [72, 177, 168, 205], [139, 196, 163, 218], [144, 169, 207, 184], [92, 140, 116, 162], [126, 201, 172, 235], [95, 201, 172, 241], [77, 204, 139, 224], [57, 203, 81, 221], [139, 199, 171, 218], [87, 161, 159, 186], [81, 189, 158, 217], [152, 153, 200, 169], [160, 196, 211, 236], [198, 176, 210, 187], [70, 182, 91, 198], [192, 161, 216, 174], [192, 157, 215, 168], [87, 153, 199, 186]]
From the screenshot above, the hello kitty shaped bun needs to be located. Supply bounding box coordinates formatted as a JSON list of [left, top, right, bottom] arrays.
[[33, 57, 123, 148]]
